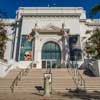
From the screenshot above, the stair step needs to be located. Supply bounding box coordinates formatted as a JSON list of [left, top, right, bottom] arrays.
[[0, 68, 100, 93]]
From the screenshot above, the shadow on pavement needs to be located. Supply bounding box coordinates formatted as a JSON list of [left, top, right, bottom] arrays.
[[83, 69, 95, 77], [62, 89, 100, 100]]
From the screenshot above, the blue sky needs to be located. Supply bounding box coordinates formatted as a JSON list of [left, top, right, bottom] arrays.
[[0, 0, 100, 18]]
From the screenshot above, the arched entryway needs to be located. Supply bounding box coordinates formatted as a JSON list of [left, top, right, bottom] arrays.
[[41, 41, 61, 68]]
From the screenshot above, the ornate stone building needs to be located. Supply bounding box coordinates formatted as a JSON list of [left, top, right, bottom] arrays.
[[4, 7, 100, 69]]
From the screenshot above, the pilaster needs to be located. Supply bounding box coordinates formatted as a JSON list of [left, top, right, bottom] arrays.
[[34, 31, 41, 68]]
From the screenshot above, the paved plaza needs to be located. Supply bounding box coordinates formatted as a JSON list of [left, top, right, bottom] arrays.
[[0, 91, 100, 100]]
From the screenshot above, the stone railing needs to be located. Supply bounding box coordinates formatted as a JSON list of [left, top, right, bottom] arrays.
[[0, 60, 13, 77]]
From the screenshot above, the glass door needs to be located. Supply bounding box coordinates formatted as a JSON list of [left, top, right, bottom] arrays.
[[47, 61, 51, 69], [42, 59, 58, 69]]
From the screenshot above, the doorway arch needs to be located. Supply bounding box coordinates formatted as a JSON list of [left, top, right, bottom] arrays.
[[41, 41, 61, 68]]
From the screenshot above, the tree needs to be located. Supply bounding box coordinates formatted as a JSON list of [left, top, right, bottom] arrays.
[[85, 29, 100, 59], [0, 19, 8, 59], [0, 8, 8, 60], [85, 4, 100, 59], [90, 4, 100, 18]]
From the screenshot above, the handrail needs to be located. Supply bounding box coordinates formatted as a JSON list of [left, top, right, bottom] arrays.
[[10, 70, 23, 93], [76, 69, 85, 90], [10, 63, 32, 93], [67, 61, 85, 90]]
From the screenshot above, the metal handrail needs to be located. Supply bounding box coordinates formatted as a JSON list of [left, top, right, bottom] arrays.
[[10, 71, 22, 93], [67, 61, 85, 90], [76, 69, 86, 90], [10, 63, 32, 93]]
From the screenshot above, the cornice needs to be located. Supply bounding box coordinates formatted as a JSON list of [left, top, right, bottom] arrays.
[[86, 22, 100, 26], [79, 19, 86, 22], [32, 28, 64, 35], [21, 13, 80, 17], [19, 7, 83, 10], [17, 7, 86, 20]]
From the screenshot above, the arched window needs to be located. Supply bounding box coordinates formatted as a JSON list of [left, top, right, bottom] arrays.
[[42, 42, 61, 60]]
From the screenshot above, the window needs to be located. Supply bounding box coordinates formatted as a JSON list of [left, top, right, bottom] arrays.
[[69, 35, 82, 61], [42, 42, 61, 60]]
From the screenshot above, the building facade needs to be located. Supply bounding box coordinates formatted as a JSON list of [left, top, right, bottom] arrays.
[[4, 7, 100, 69]]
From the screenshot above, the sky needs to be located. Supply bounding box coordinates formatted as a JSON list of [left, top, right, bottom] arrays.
[[0, 0, 100, 18]]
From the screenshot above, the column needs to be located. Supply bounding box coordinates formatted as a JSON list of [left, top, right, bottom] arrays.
[[34, 31, 41, 68], [13, 22, 20, 61]]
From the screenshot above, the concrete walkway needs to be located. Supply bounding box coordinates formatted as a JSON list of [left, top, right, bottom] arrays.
[[0, 91, 100, 100]]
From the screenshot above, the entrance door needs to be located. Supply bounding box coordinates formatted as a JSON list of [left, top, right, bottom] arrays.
[[42, 59, 57, 69], [42, 42, 61, 68], [47, 61, 51, 68]]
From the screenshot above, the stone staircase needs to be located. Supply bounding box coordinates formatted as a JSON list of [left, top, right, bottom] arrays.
[[0, 68, 21, 92], [0, 68, 100, 93], [68, 69, 100, 92], [79, 70, 100, 91], [14, 68, 76, 93]]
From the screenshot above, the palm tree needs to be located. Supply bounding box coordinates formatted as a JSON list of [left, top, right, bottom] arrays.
[[90, 4, 100, 17]]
